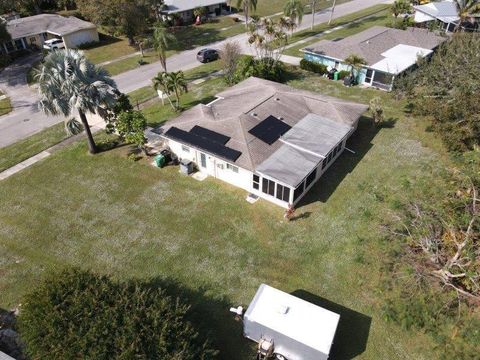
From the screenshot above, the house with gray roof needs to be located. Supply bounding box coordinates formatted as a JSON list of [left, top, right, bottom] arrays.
[[302, 26, 446, 91], [1, 14, 98, 54], [161, 0, 227, 22], [156, 77, 367, 208]]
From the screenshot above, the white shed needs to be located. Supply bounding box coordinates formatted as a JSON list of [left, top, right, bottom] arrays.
[[243, 284, 340, 360]]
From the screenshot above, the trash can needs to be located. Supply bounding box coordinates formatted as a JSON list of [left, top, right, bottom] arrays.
[[334, 71, 339, 81], [154, 154, 166, 168], [180, 159, 193, 175]]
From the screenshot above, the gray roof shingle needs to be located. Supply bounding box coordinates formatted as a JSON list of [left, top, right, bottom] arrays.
[[160, 77, 367, 172], [7, 14, 96, 39], [303, 26, 446, 66]]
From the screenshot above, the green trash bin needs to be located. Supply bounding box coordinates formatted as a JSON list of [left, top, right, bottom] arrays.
[[154, 154, 166, 168], [333, 71, 339, 81]]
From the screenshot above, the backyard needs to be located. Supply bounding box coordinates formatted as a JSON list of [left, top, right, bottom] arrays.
[[0, 67, 450, 359]]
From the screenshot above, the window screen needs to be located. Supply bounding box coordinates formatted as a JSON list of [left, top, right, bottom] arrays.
[[276, 184, 290, 202], [262, 178, 275, 196], [305, 168, 317, 188], [293, 181, 304, 201], [253, 174, 260, 190]]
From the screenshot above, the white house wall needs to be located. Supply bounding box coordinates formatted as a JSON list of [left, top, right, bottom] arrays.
[[62, 28, 99, 48]]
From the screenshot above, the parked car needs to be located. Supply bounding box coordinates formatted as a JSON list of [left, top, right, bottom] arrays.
[[43, 39, 65, 51], [196, 48, 219, 63]]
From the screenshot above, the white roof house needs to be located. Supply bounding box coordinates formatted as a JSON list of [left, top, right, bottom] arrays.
[[162, 0, 227, 14], [157, 77, 367, 208], [243, 284, 340, 360], [414, 1, 460, 25]]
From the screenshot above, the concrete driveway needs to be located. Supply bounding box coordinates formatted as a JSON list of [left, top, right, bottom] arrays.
[[0, 0, 389, 149], [0, 54, 65, 147]]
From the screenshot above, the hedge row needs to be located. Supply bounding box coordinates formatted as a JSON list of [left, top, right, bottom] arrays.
[[300, 59, 328, 74]]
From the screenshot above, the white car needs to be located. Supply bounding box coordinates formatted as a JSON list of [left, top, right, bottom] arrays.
[[43, 38, 65, 51]]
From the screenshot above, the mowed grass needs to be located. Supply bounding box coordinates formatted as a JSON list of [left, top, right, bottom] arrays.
[[0, 96, 12, 116], [0, 123, 67, 172], [0, 71, 448, 359], [251, 0, 351, 17]]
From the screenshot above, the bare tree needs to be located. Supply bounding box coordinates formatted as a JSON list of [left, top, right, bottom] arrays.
[[219, 41, 241, 85]]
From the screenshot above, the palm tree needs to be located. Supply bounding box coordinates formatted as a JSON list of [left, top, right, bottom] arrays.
[[454, 0, 480, 31], [237, 0, 258, 29], [328, 0, 337, 25], [152, 23, 175, 72], [344, 54, 367, 84], [35, 50, 117, 154], [152, 72, 188, 111], [284, 0, 304, 26], [391, 0, 410, 26]]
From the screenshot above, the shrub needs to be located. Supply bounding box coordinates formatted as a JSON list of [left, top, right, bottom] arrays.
[[234, 56, 285, 83], [338, 70, 350, 80], [18, 268, 217, 360], [299, 59, 327, 74]]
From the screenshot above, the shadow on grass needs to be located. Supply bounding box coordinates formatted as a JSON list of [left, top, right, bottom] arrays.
[[298, 116, 397, 207], [146, 278, 253, 360], [80, 33, 126, 50], [291, 290, 372, 360]]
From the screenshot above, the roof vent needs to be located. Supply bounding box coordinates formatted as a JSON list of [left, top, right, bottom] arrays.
[[251, 112, 257, 117], [276, 305, 289, 315], [279, 117, 284, 121], [275, 97, 280, 101]]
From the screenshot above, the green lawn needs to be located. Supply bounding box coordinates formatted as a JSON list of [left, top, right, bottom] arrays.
[[0, 123, 68, 172], [0, 67, 450, 359], [0, 94, 12, 116], [251, 0, 351, 17], [283, 7, 391, 57], [82, 34, 138, 65]]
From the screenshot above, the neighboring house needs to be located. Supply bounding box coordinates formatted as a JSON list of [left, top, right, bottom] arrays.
[[1, 14, 99, 54], [302, 26, 446, 91], [156, 77, 367, 208], [413, 0, 460, 32], [161, 0, 228, 22]]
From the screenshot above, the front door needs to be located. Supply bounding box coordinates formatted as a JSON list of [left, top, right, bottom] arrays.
[[200, 153, 207, 168]]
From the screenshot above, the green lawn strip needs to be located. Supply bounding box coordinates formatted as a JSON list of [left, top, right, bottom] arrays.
[[82, 33, 138, 65], [0, 68, 446, 359], [129, 60, 222, 102], [0, 96, 12, 116], [282, 4, 390, 56], [251, 0, 352, 17], [0, 123, 68, 172]]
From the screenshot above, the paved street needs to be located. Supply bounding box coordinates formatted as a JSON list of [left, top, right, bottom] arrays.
[[0, 0, 389, 148]]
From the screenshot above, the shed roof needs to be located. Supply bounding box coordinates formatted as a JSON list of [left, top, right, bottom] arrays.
[[303, 26, 445, 74], [6, 14, 96, 39], [160, 77, 367, 175], [244, 284, 340, 356], [163, 0, 226, 14]]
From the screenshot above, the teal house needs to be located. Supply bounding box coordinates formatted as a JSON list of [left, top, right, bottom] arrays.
[[302, 26, 445, 91]]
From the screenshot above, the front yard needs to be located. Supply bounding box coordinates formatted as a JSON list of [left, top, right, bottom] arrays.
[[0, 68, 449, 359], [0, 92, 12, 116]]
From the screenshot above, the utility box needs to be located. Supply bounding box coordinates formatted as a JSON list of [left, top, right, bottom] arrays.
[[243, 284, 340, 360], [179, 159, 193, 175]]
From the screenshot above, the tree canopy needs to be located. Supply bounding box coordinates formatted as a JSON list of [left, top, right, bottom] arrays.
[[395, 33, 480, 152], [19, 268, 217, 359]]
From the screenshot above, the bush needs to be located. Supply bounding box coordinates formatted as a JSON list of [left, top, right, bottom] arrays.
[[234, 56, 285, 83], [19, 268, 217, 360], [338, 70, 350, 80], [299, 59, 327, 74]]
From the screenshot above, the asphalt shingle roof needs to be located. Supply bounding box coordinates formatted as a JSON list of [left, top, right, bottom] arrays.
[[7, 14, 96, 39], [303, 26, 446, 67], [160, 77, 367, 172]]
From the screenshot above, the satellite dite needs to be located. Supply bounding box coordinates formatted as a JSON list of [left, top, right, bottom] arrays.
[[230, 284, 340, 360]]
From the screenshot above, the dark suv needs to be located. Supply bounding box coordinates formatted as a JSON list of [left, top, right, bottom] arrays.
[[196, 48, 219, 63]]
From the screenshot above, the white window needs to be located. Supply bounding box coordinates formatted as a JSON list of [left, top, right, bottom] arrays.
[[182, 145, 190, 153], [226, 163, 239, 173]]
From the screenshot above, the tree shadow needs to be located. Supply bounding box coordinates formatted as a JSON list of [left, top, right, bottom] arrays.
[[290, 290, 372, 360], [290, 211, 312, 221], [145, 277, 253, 360], [297, 116, 397, 207]]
